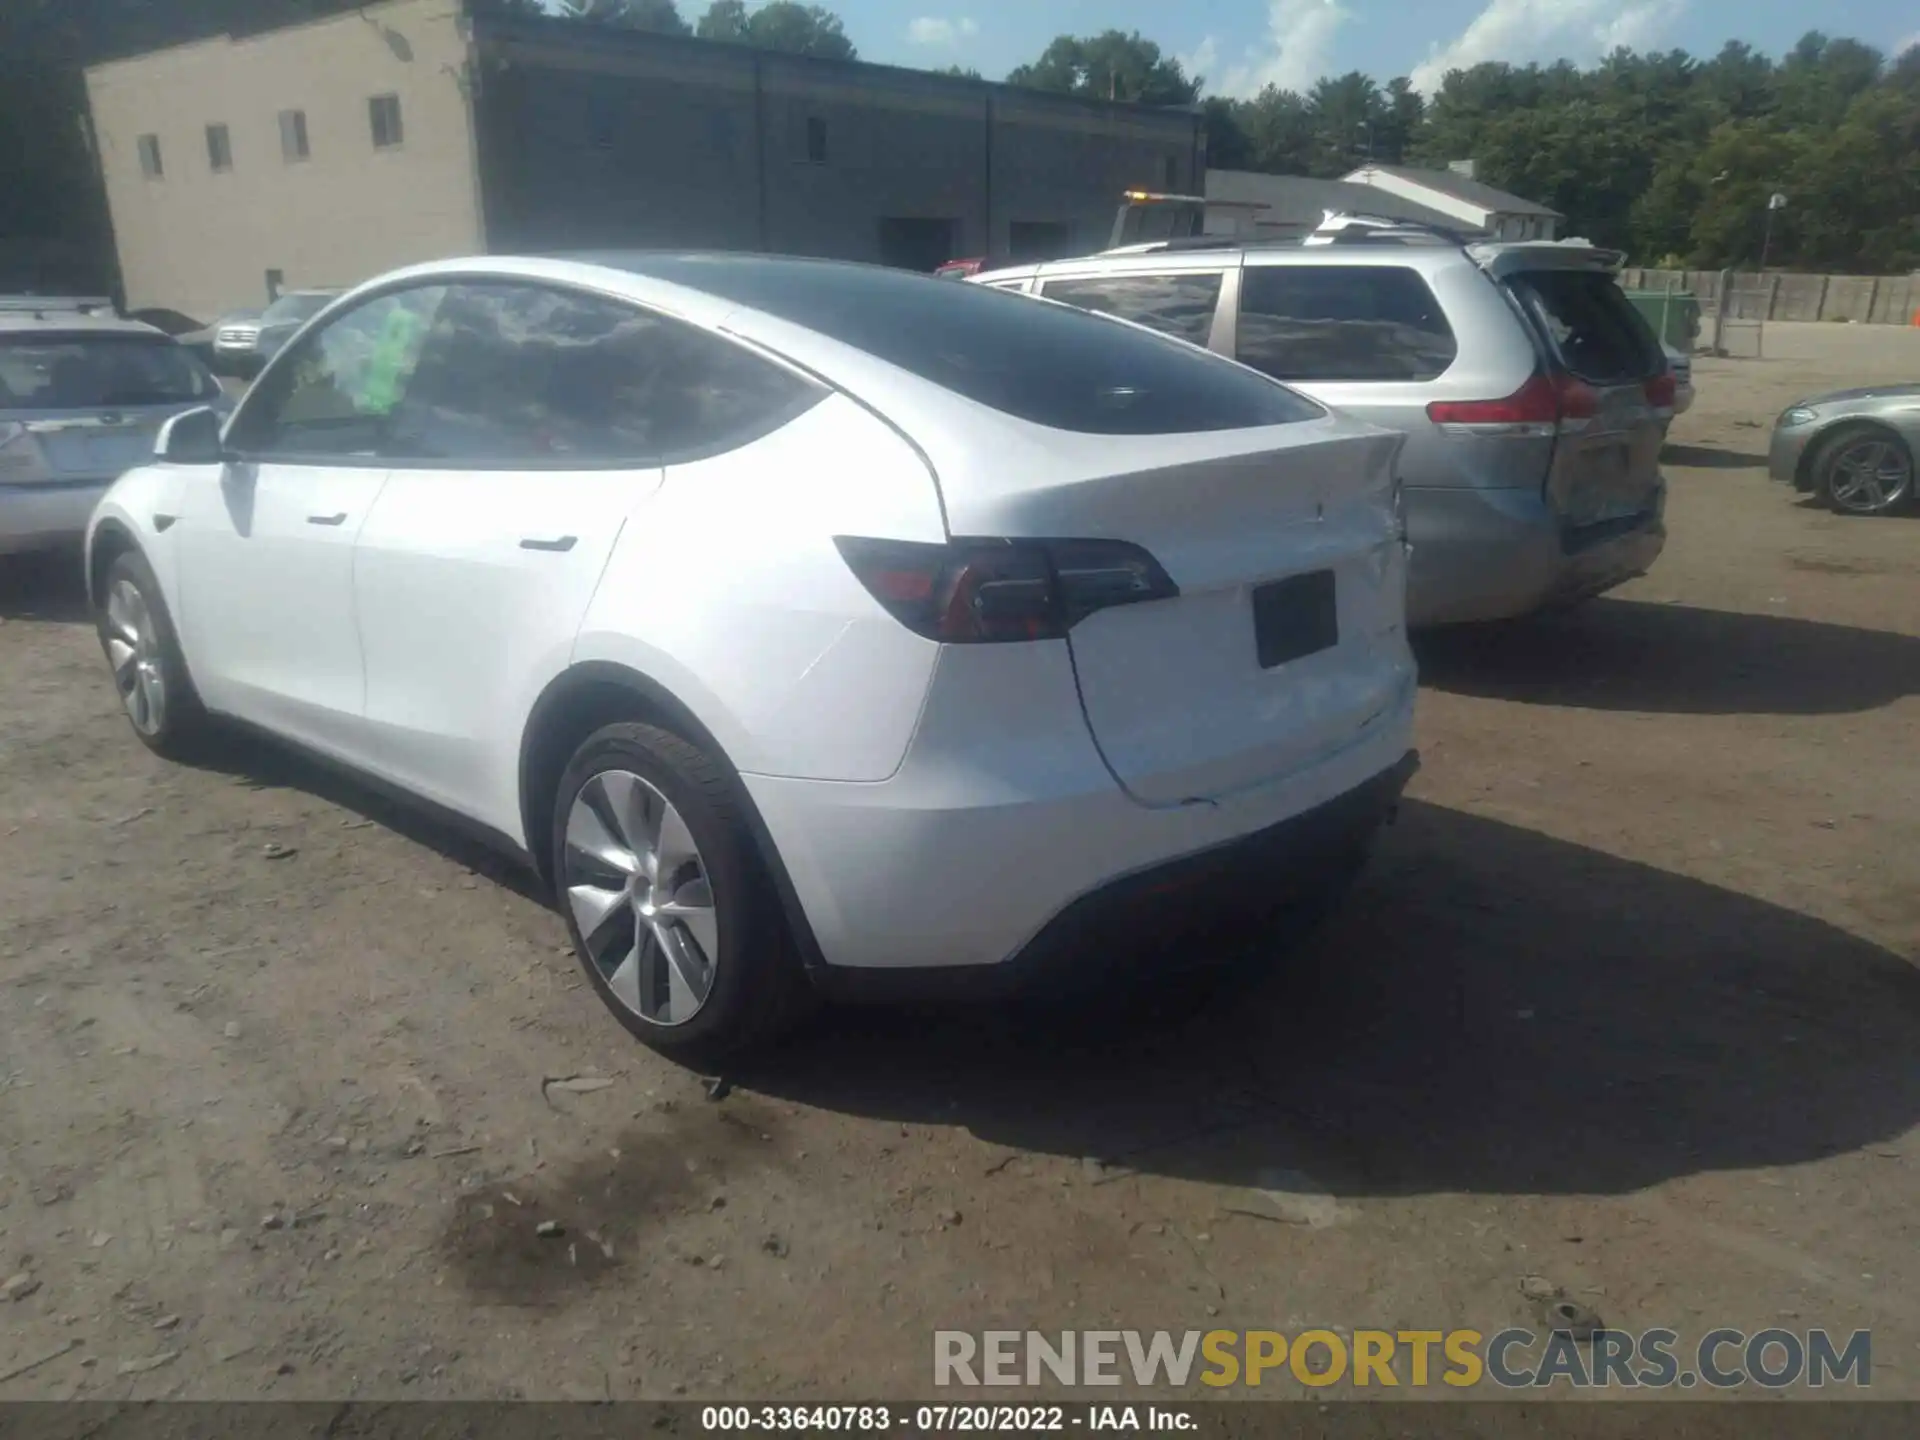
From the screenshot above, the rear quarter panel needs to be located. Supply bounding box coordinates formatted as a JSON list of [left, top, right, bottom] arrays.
[[1286, 260, 1550, 491], [571, 392, 947, 783]]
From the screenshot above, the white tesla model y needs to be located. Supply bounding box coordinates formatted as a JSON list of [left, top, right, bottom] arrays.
[[87, 254, 1417, 1060]]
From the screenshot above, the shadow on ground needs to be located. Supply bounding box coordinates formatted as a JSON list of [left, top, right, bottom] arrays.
[[1415, 597, 1920, 715], [741, 798, 1919, 1199], [1663, 443, 1768, 469], [0, 549, 92, 623]]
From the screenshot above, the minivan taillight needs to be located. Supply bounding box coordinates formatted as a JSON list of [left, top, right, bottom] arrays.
[[1426, 372, 1598, 431], [1644, 372, 1676, 409], [834, 536, 1178, 643]]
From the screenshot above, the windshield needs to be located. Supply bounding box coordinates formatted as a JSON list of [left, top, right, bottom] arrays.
[[263, 292, 336, 325], [0, 334, 219, 410]]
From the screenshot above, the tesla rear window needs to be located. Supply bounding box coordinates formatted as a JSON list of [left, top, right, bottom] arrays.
[[0, 335, 218, 410], [609, 256, 1322, 435]]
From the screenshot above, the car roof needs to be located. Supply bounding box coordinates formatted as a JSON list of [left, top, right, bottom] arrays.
[[981, 234, 1621, 285], [0, 309, 171, 339]]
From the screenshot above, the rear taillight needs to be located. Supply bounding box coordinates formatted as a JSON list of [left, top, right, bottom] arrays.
[[834, 536, 1178, 643], [1644, 372, 1676, 409], [1426, 372, 1597, 432]]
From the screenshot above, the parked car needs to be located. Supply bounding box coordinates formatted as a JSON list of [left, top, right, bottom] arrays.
[[85, 253, 1417, 1059], [1664, 343, 1694, 415], [211, 307, 265, 374], [1769, 384, 1917, 516], [1, 297, 227, 556], [973, 220, 1675, 627], [249, 289, 342, 367], [127, 307, 206, 337]]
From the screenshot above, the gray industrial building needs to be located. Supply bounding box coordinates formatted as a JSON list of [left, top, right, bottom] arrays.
[[84, 0, 1205, 320]]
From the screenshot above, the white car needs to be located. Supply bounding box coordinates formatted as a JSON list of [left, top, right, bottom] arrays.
[[86, 254, 1418, 1059]]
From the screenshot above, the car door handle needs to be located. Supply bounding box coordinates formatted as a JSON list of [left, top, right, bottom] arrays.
[[307, 512, 349, 526], [519, 535, 578, 553]]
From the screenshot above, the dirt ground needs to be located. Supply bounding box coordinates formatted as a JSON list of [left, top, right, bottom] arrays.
[[0, 321, 1915, 1403]]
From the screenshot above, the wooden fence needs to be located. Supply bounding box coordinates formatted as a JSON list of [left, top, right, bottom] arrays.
[[1620, 268, 1920, 328]]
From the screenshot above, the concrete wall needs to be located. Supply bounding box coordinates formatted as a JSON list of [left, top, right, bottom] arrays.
[[84, 0, 484, 321], [472, 22, 1200, 267], [1621, 268, 1920, 328]]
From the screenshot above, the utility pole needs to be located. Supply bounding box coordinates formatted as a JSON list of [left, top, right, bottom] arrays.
[[1758, 190, 1786, 272]]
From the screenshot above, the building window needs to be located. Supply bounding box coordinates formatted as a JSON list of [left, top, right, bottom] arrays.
[[137, 133, 163, 179], [280, 109, 310, 162], [805, 114, 827, 165], [369, 93, 404, 149], [206, 123, 232, 173]]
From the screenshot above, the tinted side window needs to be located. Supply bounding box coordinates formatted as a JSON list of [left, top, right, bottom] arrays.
[[1039, 272, 1223, 347], [1238, 265, 1458, 383], [232, 286, 446, 457], [386, 283, 820, 466], [1507, 269, 1660, 385]]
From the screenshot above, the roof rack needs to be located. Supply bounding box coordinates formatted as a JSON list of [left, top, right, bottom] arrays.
[[0, 295, 118, 317], [1304, 212, 1482, 247], [1100, 237, 1247, 256]]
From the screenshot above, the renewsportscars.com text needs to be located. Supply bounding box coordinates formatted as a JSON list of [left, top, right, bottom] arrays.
[[933, 1328, 1871, 1390]]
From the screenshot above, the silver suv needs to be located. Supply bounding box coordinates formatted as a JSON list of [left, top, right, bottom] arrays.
[[972, 221, 1673, 626], [2, 297, 228, 556]]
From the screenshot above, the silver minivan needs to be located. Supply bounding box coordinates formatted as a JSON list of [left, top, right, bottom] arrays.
[[973, 225, 1673, 626]]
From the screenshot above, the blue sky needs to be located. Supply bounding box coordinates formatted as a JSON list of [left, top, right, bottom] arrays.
[[686, 0, 1920, 95]]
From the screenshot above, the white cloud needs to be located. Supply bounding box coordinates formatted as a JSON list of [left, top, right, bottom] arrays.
[[1409, 0, 1686, 94], [1178, 36, 1220, 86], [906, 16, 978, 47], [1895, 31, 1920, 58], [1196, 0, 1352, 100]]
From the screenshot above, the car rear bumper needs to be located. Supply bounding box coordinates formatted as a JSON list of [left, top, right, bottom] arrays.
[[808, 749, 1418, 1002], [1404, 483, 1666, 627], [1769, 425, 1816, 489], [0, 481, 111, 556], [743, 666, 1418, 979]]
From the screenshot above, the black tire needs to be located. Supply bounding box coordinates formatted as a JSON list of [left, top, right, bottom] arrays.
[[551, 721, 814, 1065], [94, 548, 210, 759], [1812, 425, 1915, 517]]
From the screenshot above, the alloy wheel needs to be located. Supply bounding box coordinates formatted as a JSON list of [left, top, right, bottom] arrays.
[[1828, 437, 1914, 514], [104, 577, 167, 736], [563, 769, 719, 1027]]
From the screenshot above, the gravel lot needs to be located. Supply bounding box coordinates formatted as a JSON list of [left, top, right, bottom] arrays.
[[0, 321, 1915, 1402]]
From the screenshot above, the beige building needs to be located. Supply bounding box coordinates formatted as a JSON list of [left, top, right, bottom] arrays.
[[86, 0, 483, 319], [85, 1, 1204, 323]]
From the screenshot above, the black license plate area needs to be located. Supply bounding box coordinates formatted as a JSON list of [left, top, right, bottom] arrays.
[[1252, 570, 1337, 670]]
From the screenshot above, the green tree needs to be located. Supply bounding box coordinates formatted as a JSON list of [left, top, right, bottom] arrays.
[[698, 1, 855, 60], [1233, 86, 1318, 174], [1006, 31, 1199, 106], [695, 0, 750, 42], [554, 0, 691, 33]]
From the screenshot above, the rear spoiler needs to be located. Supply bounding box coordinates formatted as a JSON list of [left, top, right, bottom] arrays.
[[1469, 240, 1625, 277]]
